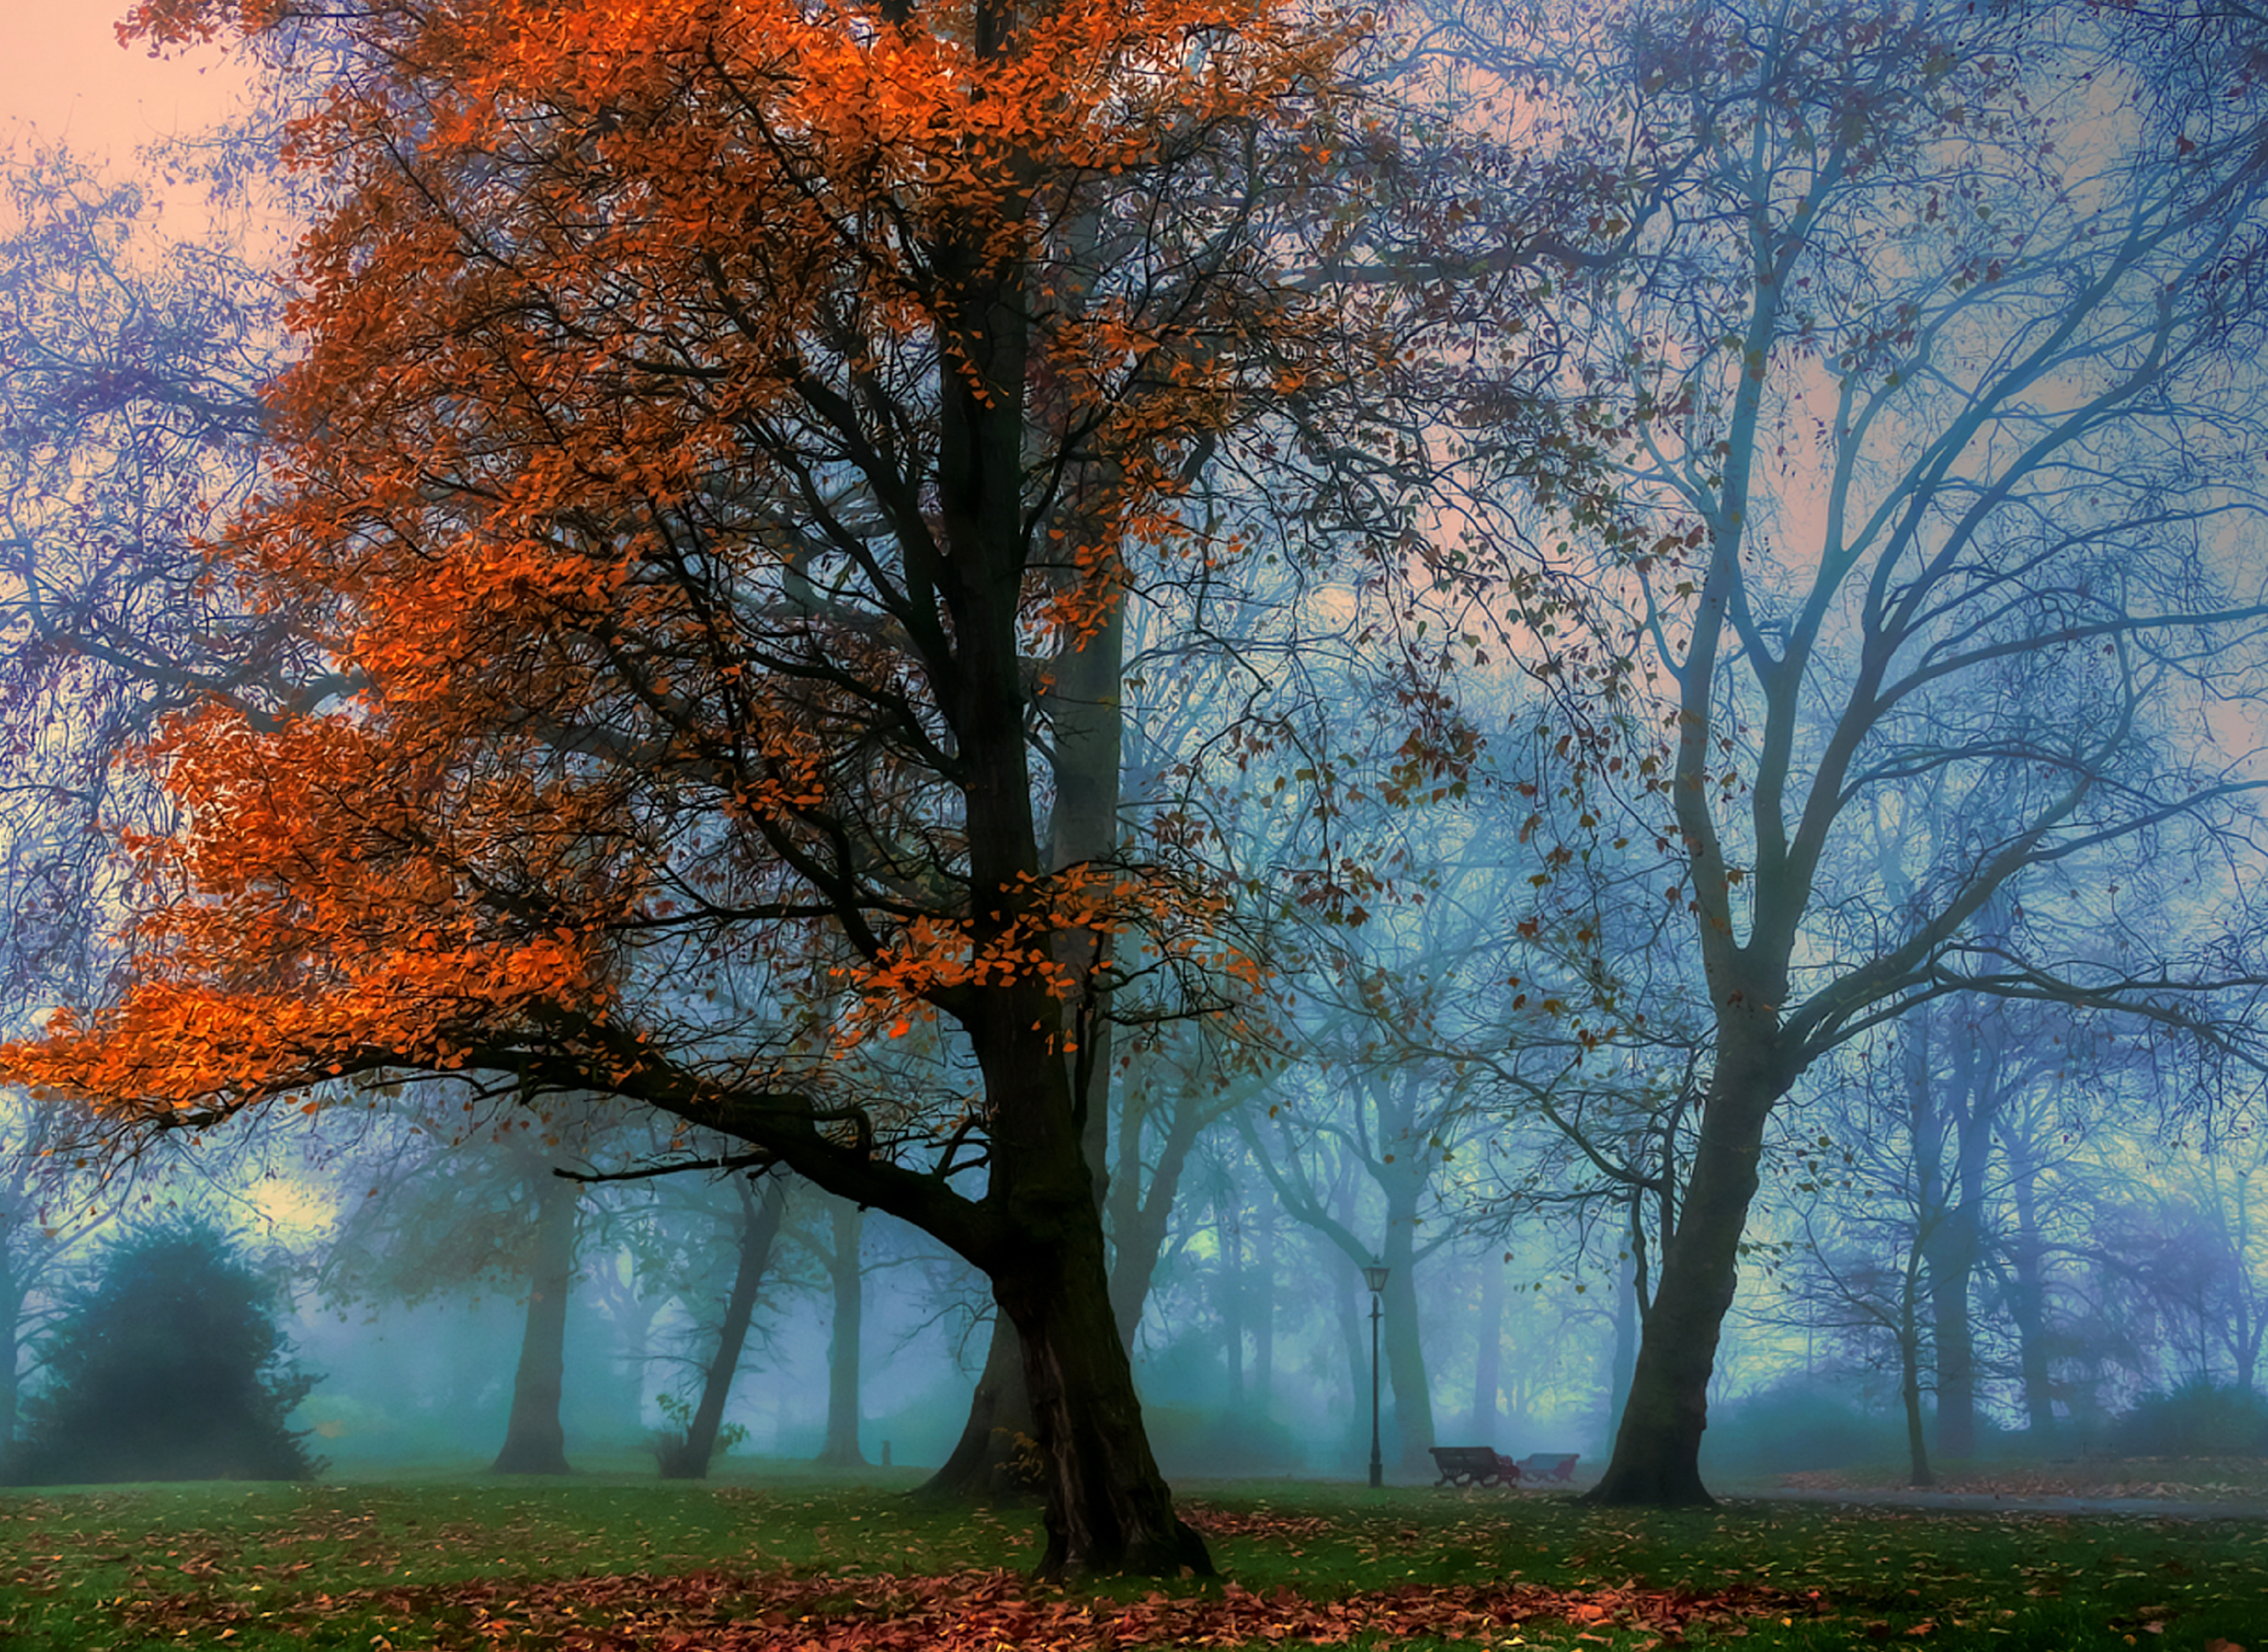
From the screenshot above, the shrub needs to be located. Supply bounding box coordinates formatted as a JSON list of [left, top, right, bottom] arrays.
[[6, 1221, 322, 1484], [2112, 1377, 2268, 1456], [1698, 1380, 1903, 1476], [1144, 1405, 1304, 1477]]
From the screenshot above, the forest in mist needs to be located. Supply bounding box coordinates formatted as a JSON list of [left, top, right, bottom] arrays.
[[3, 0, 2268, 1572]]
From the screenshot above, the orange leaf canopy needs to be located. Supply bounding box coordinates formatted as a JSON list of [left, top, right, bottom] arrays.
[[13, 0, 1343, 1129]]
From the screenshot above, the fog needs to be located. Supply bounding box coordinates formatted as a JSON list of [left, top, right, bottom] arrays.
[[9, 1051, 2240, 1490], [3, 0, 2268, 1516]]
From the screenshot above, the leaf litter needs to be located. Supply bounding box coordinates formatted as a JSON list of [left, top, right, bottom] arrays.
[[105, 1563, 1829, 1650]]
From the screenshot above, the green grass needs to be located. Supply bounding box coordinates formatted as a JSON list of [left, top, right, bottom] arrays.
[[0, 1464, 2261, 1650]]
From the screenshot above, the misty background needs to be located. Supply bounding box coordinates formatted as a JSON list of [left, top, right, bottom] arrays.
[[2, 0, 2266, 1496]]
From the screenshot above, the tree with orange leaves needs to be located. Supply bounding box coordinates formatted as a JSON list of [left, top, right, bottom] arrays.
[[6, 0, 1362, 1575]]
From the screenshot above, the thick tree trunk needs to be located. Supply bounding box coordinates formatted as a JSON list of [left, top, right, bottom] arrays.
[[1587, 1008, 1787, 1506], [491, 1173, 577, 1475], [992, 1207, 1209, 1578], [1924, 1211, 1979, 1461], [977, 964, 1206, 1576], [916, 1313, 1039, 1498], [1381, 1228, 1434, 1476], [814, 1196, 868, 1468], [661, 1176, 784, 1479]]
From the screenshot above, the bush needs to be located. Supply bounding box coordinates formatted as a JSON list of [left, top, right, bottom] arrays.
[[1698, 1380, 1903, 1476], [2112, 1377, 2268, 1457], [1144, 1405, 1304, 1477], [6, 1221, 322, 1484]]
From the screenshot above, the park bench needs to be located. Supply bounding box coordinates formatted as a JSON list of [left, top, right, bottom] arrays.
[[1515, 1452, 1579, 1485], [1428, 1445, 1520, 1487]]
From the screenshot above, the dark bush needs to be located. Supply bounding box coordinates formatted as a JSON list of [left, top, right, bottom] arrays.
[[1144, 1405, 1304, 1476], [1698, 1380, 1903, 1476], [6, 1221, 322, 1484], [2112, 1377, 2268, 1456]]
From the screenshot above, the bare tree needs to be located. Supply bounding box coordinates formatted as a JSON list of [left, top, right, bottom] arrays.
[[1449, 0, 2268, 1504]]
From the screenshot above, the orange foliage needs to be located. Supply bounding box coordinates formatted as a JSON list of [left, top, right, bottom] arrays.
[[8, 0, 1349, 1133]]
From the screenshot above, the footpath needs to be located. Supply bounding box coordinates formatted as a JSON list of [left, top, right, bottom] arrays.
[[1740, 1464, 2268, 1520], [1746, 1484, 2268, 1518]]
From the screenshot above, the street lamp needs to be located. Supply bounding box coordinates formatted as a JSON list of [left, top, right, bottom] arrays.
[[1362, 1259, 1390, 1487]]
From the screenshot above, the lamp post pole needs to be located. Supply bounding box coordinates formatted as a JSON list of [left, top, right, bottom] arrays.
[[1362, 1261, 1389, 1488]]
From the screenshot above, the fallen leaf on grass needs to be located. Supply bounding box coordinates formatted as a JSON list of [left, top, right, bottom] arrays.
[[1176, 1504, 1342, 1544], [103, 1565, 1833, 1650]]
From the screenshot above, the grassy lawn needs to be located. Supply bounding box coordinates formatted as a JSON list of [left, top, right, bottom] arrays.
[[0, 1462, 2260, 1650]]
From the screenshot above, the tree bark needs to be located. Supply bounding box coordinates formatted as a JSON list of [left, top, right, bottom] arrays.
[[0, 1262, 19, 1446], [1217, 1185, 1245, 1409], [1252, 1201, 1276, 1418], [2002, 1122, 2058, 1438], [1587, 1003, 1788, 1506], [1899, 1282, 1934, 1488], [1105, 1076, 1204, 1346], [1334, 1243, 1366, 1455], [983, 1026, 1209, 1576], [916, 1313, 1039, 1498], [814, 1196, 868, 1468], [1380, 1214, 1434, 1475], [661, 1176, 784, 1479], [1922, 1006, 1999, 1463], [1925, 1211, 1980, 1461], [1606, 1243, 1639, 1452], [490, 1172, 577, 1475]]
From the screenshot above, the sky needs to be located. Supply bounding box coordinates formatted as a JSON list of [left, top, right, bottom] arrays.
[[0, 2, 251, 163]]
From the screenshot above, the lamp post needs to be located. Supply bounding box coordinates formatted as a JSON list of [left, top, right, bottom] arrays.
[[1361, 1260, 1389, 1487]]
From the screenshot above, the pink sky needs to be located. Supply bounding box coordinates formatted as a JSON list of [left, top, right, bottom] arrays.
[[0, 5, 251, 160]]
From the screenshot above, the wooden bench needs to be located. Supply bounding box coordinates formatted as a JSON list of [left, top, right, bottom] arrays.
[[1515, 1452, 1579, 1485], [1428, 1445, 1519, 1487]]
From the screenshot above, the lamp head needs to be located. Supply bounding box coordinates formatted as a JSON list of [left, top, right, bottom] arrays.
[[1361, 1262, 1390, 1294]]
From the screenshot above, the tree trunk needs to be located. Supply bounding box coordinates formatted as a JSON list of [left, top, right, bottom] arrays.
[[1606, 1243, 1639, 1452], [2230, 1170, 2260, 1394], [1381, 1217, 1434, 1476], [915, 543, 1145, 1518], [1587, 1007, 1787, 1506], [916, 1313, 1039, 1498], [0, 1236, 21, 1445], [1252, 1203, 1275, 1418], [814, 1196, 868, 1468], [1924, 1007, 1999, 1463], [490, 1173, 577, 1475], [1105, 1077, 1203, 1346], [2003, 1126, 2057, 1438], [987, 1094, 1210, 1577], [1332, 1246, 1366, 1456], [1925, 1211, 1980, 1461], [1899, 1290, 1934, 1488], [661, 1176, 784, 1479], [1469, 1247, 1504, 1443], [1218, 1188, 1245, 1409]]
